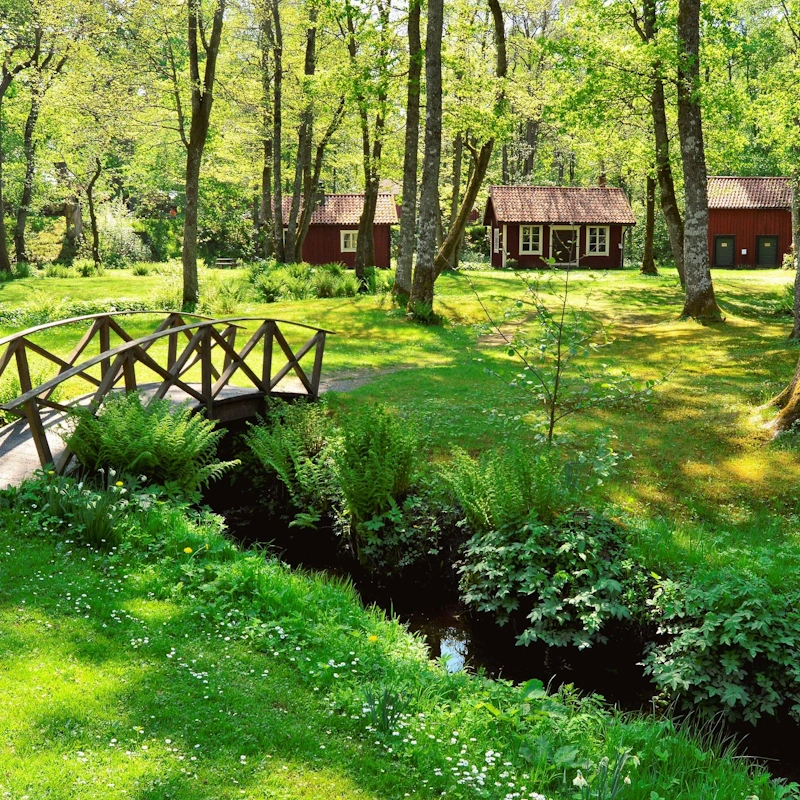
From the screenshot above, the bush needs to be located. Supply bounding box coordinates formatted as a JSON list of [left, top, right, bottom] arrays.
[[644, 569, 800, 723], [44, 263, 74, 278], [459, 510, 643, 649], [99, 201, 152, 267], [64, 392, 238, 496], [74, 258, 104, 278], [445, 443, 568, 530], [133, 218, 182, 261], [506, 258, 520, 270], [245, 401, 336, 528], [334, 404, 417, 528], [464, 224, 490, 256], [131, 262, 151, 276], [335, 272, 360, 297]]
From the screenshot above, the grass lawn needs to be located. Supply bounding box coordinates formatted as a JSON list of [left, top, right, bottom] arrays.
[[2, 264, 800, 797]]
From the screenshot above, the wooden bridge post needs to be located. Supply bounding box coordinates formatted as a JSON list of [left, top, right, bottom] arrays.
[[201, 327, 213, 415], [99, 316, 110, 379], [262, 321, 275, 391], [310, 332, 326, 400], [15, 345, 53, 467]]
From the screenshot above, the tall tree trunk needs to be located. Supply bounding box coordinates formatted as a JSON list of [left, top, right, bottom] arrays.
[[502, 144, 510, 184], [86, 157, 102, 267], [394, 0, 422, 300], [408, 0, 444, 314], [296, 96, 346, 256], [266, 0, 285, 263], [181, 0, 226, 308], [0, 95, 10, 273], [652, 79, 686, 286], [676, 0, 721, 320], [13, 86, 42, 264], [261, 138, 274, 258], [450, 132, 464, 271], [522, 118, 538, 179], [639, 0, 685, 286], [435, 0, 506, 278], [287, 5, 318, 264], [791, 174, 800, 339], [641, 174, 658, 275]]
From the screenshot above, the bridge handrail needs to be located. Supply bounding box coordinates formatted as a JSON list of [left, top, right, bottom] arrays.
[[0, 310, 227, 349], [3, 315, 333, 411]]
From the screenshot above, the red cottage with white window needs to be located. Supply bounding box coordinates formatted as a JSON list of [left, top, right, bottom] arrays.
[[483, 186, 636, 269], [707, 177, 792, 269], [281, 193, 398, 268]]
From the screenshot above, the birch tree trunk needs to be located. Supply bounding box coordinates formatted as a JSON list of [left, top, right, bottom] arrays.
[[791, 175, 800, 339], [676, 0, 721, 320], [394, 0, 422, 300], [409, 0, 444, 314], [265, 0, 285, 263]]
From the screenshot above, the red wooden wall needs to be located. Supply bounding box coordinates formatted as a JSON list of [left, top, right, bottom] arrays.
[[300, 225, 392, 269], [486, 215, 626, 269], [708, 208, 791, 268]]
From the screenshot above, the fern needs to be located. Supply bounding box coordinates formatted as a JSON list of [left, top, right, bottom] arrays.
[[65, 392, 238, 494]]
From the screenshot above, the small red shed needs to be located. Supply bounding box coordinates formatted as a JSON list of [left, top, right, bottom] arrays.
[[282, 193, 398, 268], [707, 177, 792, 269], [482, 186, 636, 269]]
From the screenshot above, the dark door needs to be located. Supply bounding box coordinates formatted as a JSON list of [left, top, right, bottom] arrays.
[[552, 228, 577, 263], [714, 236, 735, 267], [757, 236, 779, 267]]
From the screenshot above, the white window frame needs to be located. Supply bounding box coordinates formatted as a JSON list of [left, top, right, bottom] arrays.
[[587, 226, 610, 256], [340, 230, 358, 252], [493, 227, 500, 254], [519, 224, 542, 255]]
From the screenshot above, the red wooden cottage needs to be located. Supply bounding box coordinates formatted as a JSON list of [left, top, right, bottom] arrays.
[[483, 186, 636, 269], [707, 177, 792, 269], [282, 193, 398, 268]]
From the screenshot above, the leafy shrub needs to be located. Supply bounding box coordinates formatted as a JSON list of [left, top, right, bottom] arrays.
[[459, 511, 642, 649], [14, 471, 131, 549], [506, 258, 520, 270], [445, 443, 568, 530], [313, 269, 338, 298], [644, 569, 800, 723], [99, 201, 152, 267], [200, 274, 248, 315], [131, 262, 151, 276], [252, 271, 284, 303], [133, 218, 182, 261], [14, 261, 34, 278], [74, 258, 104, 277], [334, 404, 417, 527], [44, 263, 74, 278], [465, 224, 490, 256], [245, 401, 336, 528], [65, 392, 238, 496], [335, 272, 360, 297]]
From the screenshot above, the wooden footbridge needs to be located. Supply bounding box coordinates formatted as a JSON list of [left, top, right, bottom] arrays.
[[0, 311, 332, 487]]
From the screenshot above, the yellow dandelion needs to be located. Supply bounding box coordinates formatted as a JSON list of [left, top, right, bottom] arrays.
[[184, 547, 193, 554], [367, 635, 378, 643], [47, 470, 55, 475], [115, 481, 124, 487]]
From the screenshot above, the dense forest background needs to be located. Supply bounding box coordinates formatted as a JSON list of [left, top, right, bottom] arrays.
[[0, 0, 797, 303]]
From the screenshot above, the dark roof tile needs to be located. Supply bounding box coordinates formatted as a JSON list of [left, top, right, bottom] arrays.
[[280, 193, 398, 225], [707, 177, 792, 209]]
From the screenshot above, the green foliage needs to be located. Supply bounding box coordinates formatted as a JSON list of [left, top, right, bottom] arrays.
[[334, 404, 417, 527], [245, 401, 336, 528], [131, 262, 151, 276], [74, 258, 104, 277], [444, 443, 568, 530], [98, 201, 152, 267], [248, 260, 384, 303], [459, 511, 642, 649], [65, 392, 238, 496], [13, 470, 132, 549], [644, 569, 800, 724], [44, 263, 74, 278], [132, 218, 182, 261]]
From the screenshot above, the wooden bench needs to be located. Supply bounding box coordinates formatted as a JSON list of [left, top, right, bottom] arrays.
[[214, 258, 239, 269]]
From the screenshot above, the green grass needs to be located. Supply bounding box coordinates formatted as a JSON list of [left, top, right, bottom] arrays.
[[0, 481, 784, 799]]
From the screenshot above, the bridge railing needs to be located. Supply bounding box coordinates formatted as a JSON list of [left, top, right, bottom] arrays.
[[0, 311, 333, 471]]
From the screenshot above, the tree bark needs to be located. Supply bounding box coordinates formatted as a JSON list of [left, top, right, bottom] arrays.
[[770, 356, 800, 432], [394, 0, 422, 300], [265, 0, 285, 263], [450, 132, 464, 271], [86, 157, 102, 267], [641, 174, 658, 275], [260, 138, 274, 257], [639, 0, 686, 286], [522, 118, 539, 179], [676, 0, 721, 320], [791, 175, 800, 339], [286, 5, 318, 264], [409, 0, 444, 314], [435, 0, 506, 278], [13, 85, 42, 264], [181, 0, 226, 308]]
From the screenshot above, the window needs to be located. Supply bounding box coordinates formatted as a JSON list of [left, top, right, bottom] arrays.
[[340, 230, 358, 252], [493, 227, 500, 253], [587, 226, 609, 256], [519, 225, 542, 254]]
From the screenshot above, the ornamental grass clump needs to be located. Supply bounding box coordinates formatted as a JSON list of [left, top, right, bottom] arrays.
[[65, 392, 238, 495]]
